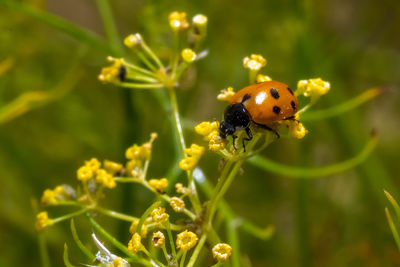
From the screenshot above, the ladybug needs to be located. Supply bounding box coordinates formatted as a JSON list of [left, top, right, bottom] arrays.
[[219, 81, 298, 150]]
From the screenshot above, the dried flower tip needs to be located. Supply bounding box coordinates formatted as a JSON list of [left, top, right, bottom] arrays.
[[151, 207, 169, 223], [35, 211, 52, 231], [289, 121, 308, 139], [176, 230, 198, 251], [98, 57, 126, 83], [184, 144, 205, 157], [217, 86, 235, 101], [170, 197, 185, 212], [175, 183, 191, 195], [256, 74, 272, 83], [129, 220, 148, 238], [169, 11, 189, 31], [192, 14, 208, 36], [104, 160, 123, 175], [128, 233, 142, 254], [77, 165, 93, 181], [195, 121, 219, 136], [148, 178, 169, 193], [124, 33, 143, 49], [181, 48, 197, 63], [243, 54, 267, 71], [85, 158, 101, 171], [212, 243, 232, 261], [179, 156, 199, 171], [297, 78, 330, 97], [152, 231, 166, 248]]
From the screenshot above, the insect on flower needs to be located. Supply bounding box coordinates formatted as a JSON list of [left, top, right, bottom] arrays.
[[219, 81, 299, 150]]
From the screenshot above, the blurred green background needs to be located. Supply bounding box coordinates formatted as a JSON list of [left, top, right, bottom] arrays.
[[0, 0, 399, 266]]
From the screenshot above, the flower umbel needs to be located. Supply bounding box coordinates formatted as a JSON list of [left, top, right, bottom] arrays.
[[297, 78, 330, 97], [148, 178, 169, 193], [243, 54, 267, 71], [129, 220, 148, 238], [152, 231, 166, 248], [35, 211, 52, 231], [128, 233, 142, 254], [170, 197, 185, 212], [151, 207, 169, 223], [176, 230, 198, 251], [217, 86, 236, 101]]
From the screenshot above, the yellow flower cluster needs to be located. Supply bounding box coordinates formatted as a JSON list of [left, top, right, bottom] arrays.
[[176, 230, 198, 251], [169, 11, 189, 31], [112, 257, 127, 267], [289, 121, 308, 139], [124, 33, 143, 49], [297, 78, 330, 97], [243, 54, 267, 71], [256, 74, 272, 83], [98, 57, 125, 83], [152, 231, 166, 248], [128, 233, 142, 254], [76, 158, 117, 189], [179, 144, 205, 171], [35, 211, 51, 231], [151, 207, 169, 223], [148, 178, 168, 193], [212, 243, 232, 261], [217, 86, 235, 101], [125, 133, 158, 177], [41, 185, 67, 206], [104, 160, 123, 175], [129, 220, 148, 238], [169, 197, 185, 212], [96, 169, 116, 189], [195, 122, 227, 151], [175, 183, 191, 195]]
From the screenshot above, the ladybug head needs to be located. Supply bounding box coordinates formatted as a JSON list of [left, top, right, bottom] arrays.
[[219, 120, 235, 139]]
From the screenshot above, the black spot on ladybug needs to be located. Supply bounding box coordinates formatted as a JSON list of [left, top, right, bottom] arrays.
[[291, 101, 297, 111], [287, 87, 294, 95], [273, 106, 281, 114], [270, 88, 280, 99], [119, 65, 127, 81], [241, 94, 251, 103]]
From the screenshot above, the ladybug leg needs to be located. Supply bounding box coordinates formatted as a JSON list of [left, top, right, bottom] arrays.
[[232, 134, 238, 150], [242, 127, 253, 152], [253, 122, 280, 138]]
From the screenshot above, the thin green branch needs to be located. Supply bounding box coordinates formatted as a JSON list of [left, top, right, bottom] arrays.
[[38, 233, 51, 267], [70, 219, 95, 260], [186, 234, 207, 267], [118, 82, 164, 89], [227, 218, 241, 267], [385, 208, 400, 252], [0, 0, 111, 53], [63, 244, 78, 267], [137, 202, 160, 237], [302, 88, 382, 121], [248, 132, 378, 178], [384, 190, 400, 222]]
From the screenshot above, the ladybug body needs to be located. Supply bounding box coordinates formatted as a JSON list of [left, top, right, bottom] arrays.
[[219, 81, 298, 149]]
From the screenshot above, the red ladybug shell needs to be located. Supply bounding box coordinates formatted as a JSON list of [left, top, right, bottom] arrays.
[[229, 81, 298, 125]]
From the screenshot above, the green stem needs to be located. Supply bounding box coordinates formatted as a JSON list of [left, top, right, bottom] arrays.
[[119, 82, 164, 89], [51, 208, 88, 224], [186, 234, 207, 267], [95, 0, 123, 55], [125, 62, 159, 78], [70, 219, 95, 260], [137, 201, 161, 237], [137, 51, 157, 71], [385, 208, 400, 252], [38, 233, 51, 267], [63, 244, 78, 267], [384, 190, 400, 221], [166, 220, 177, 259], [142, 247, 167, 267], [142, 42, 165, 70], [227, 218, 241, 267], [96, 206, 138, 222], [179, 251, 187, 267]]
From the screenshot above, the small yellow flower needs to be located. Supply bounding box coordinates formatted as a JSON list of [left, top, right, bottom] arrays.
[[297, 78, 330, 97], [128, 233, 142, 254], [170, 197, 185, 212], [289, 121, 308, 139], [181, 48, 197, 63], [184, 144, 205, 157], [95, 169, 116, 189], [85, 158, 101, 171], [112, 257, 127, 267], [53, 185, 65, 195], [35, 211, 52, 231], [212, 243, 232, 261], [195, 121, 219, 136], [256, 74, 272, 83], [208, 133, 228, 151], [98, 57, 125, 83], [125, 144, 143, 160], [152, 231, 166, 248], [175, 183, 191, 195], [169, 11, 189, 31], [176, 230, 198, 251], [41, 189, 57, 206], [192, 14, 208, 37], [124, 33, 143, 49], [151, 207, 169, 223], [104, 160, 123, 175], [148, 178, 169, 193], [217, 87, 235, 101], [77, 165, 93, 181], [125, 159, 141, 177], [179, 156, 198, 171], [129, 220, 148, 238], [243, 54, 267, 71]]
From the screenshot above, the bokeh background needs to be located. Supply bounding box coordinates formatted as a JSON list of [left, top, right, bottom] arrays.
[[1, 0, 400, 266]]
